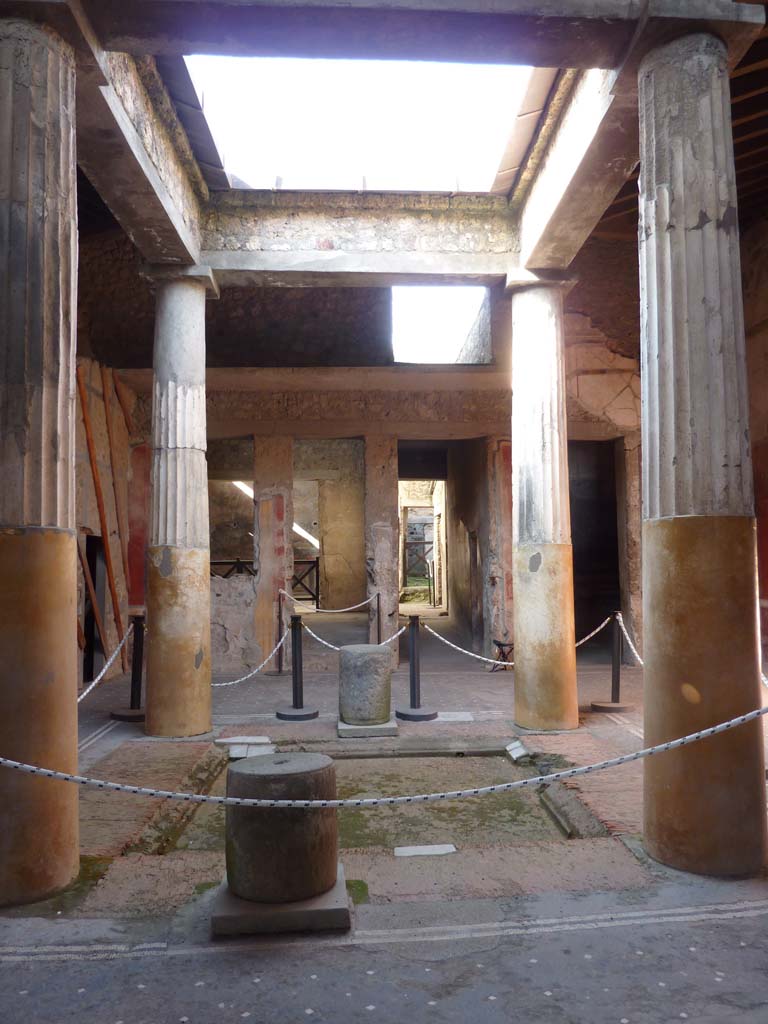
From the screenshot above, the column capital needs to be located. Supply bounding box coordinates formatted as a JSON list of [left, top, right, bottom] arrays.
[[638, 30, 727, 77], [141, 264, 220, 299], [505, 273, 577, 298]]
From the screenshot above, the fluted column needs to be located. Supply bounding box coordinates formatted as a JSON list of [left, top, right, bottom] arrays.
[[0, 19, 79, 906], [365, 436, 400, 656], [639, 33, 766, 875], [511, 285, 578, 731], [145, 270, 217, 737]]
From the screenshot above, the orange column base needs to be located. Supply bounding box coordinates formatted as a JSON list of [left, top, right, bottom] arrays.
[[0, 528, 79, 907], [146, 545, 212, 737], [512, 542, 579, 731], [643, 516, 767, 876]]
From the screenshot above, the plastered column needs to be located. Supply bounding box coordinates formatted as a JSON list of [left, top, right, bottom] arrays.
[[0, 20, 79, 905], [146, 273, 215, 737], [253, 437, 294, 668], [365, 437, 400, 653], [511, 286, 578, 731], [639, 33, 767, 875], [486, 438, 514, 647]]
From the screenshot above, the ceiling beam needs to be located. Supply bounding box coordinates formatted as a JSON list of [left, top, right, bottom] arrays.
[[202, 190, 519, 286], [79, 0, 640, 68]]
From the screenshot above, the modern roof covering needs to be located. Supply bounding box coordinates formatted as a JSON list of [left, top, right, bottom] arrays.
[[156, 57, 230, 191]]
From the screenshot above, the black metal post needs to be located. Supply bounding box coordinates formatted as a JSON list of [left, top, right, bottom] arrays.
[[276, 614, 318, 720], [396, 615, 437, 721], [410, 614, 421, 708], [277, 591, 285, 674], [130, 613, 145, 710], [611, 613, 623, 704], [376, 591, 382, 645], [110, 611, 146, 722], [590, 611, 632, 712], [291, 614, 304, 709]]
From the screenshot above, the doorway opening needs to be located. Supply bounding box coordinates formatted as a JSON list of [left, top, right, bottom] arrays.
[[398, 480, 447, 614], [82, 534, 107, 682], [568, 440, 621, 652]]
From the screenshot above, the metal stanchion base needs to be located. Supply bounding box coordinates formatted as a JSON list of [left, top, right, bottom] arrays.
[[110, 707, 146, 723], [395, 706, 438, 722], [275, 705, 320, 721], [590, 700, 633, 713]]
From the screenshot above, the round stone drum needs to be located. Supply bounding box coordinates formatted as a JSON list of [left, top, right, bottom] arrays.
[[339, 644, 392, 725], [225, 753, 338, 903]]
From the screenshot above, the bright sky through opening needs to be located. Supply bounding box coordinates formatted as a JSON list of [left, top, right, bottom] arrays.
[[392, 286, 487, 363], [185, 56, 531, 191]]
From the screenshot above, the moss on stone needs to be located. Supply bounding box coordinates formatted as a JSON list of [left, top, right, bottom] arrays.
[[345, 879, 370, 904]]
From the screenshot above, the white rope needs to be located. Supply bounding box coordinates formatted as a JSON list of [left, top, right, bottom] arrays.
[[280, 590, 378, 614], [211, 631, 290, 687], [77, 625, 134, 704], [616, 612, 644, 666], [575, 615, 613, 648], [301, 622, 341, 652], [422, 615, 614, 668], [422, 622, 501, 665], [380, 625, 407, 646], [302, 621, 405, 652], [5, 700, 768, 808]]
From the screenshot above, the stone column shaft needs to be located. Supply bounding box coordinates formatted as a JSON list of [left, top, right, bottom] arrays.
[[638, 32, 766, 875], [511, 285, 578, 731], [365, 436, 400, 653], [146, 277, 212, 737], [252, 436, 293, 669], [0, 19, 79, 906]]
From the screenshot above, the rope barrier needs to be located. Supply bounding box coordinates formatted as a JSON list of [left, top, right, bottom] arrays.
[[5, 701, 768, 808], [301, 622, 341, 652], [575, 615, 614, 648], [380, 625, 408, 646], [422, 614, 616, 668], [77, 624, 134, 705], [302, 622, 406, 651], [616, 612, 644, 666], [421, 622, 502, 666], [211, 631, 290, 688], [279, 590, 378, 614]]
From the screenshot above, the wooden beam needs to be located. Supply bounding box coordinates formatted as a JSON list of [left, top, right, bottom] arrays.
[[112, 371, 135, 436], [100, 366, 131, 595], [76, 364, 128, 672]]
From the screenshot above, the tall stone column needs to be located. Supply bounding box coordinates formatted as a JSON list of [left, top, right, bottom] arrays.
[[145, 270, 217, 737], [510, 285, 578, 731], [252, 436, 294, 667], [638, 33, 767, 875], [0, 20, 79, 905], [365, 436, 400, 651], [486, 438, 514, 648]]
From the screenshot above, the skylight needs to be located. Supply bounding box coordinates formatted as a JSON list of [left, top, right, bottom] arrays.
[[185, 56, 532, 192], [392, 286, 486, 363]]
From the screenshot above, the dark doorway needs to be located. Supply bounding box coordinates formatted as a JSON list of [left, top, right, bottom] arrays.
[[83, 535, 107, 682], [568, 441, 621, 646]]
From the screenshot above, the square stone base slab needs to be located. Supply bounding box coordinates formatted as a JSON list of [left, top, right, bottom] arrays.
[[211, 864, 352, 937], [337, 717, 398, 738]]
